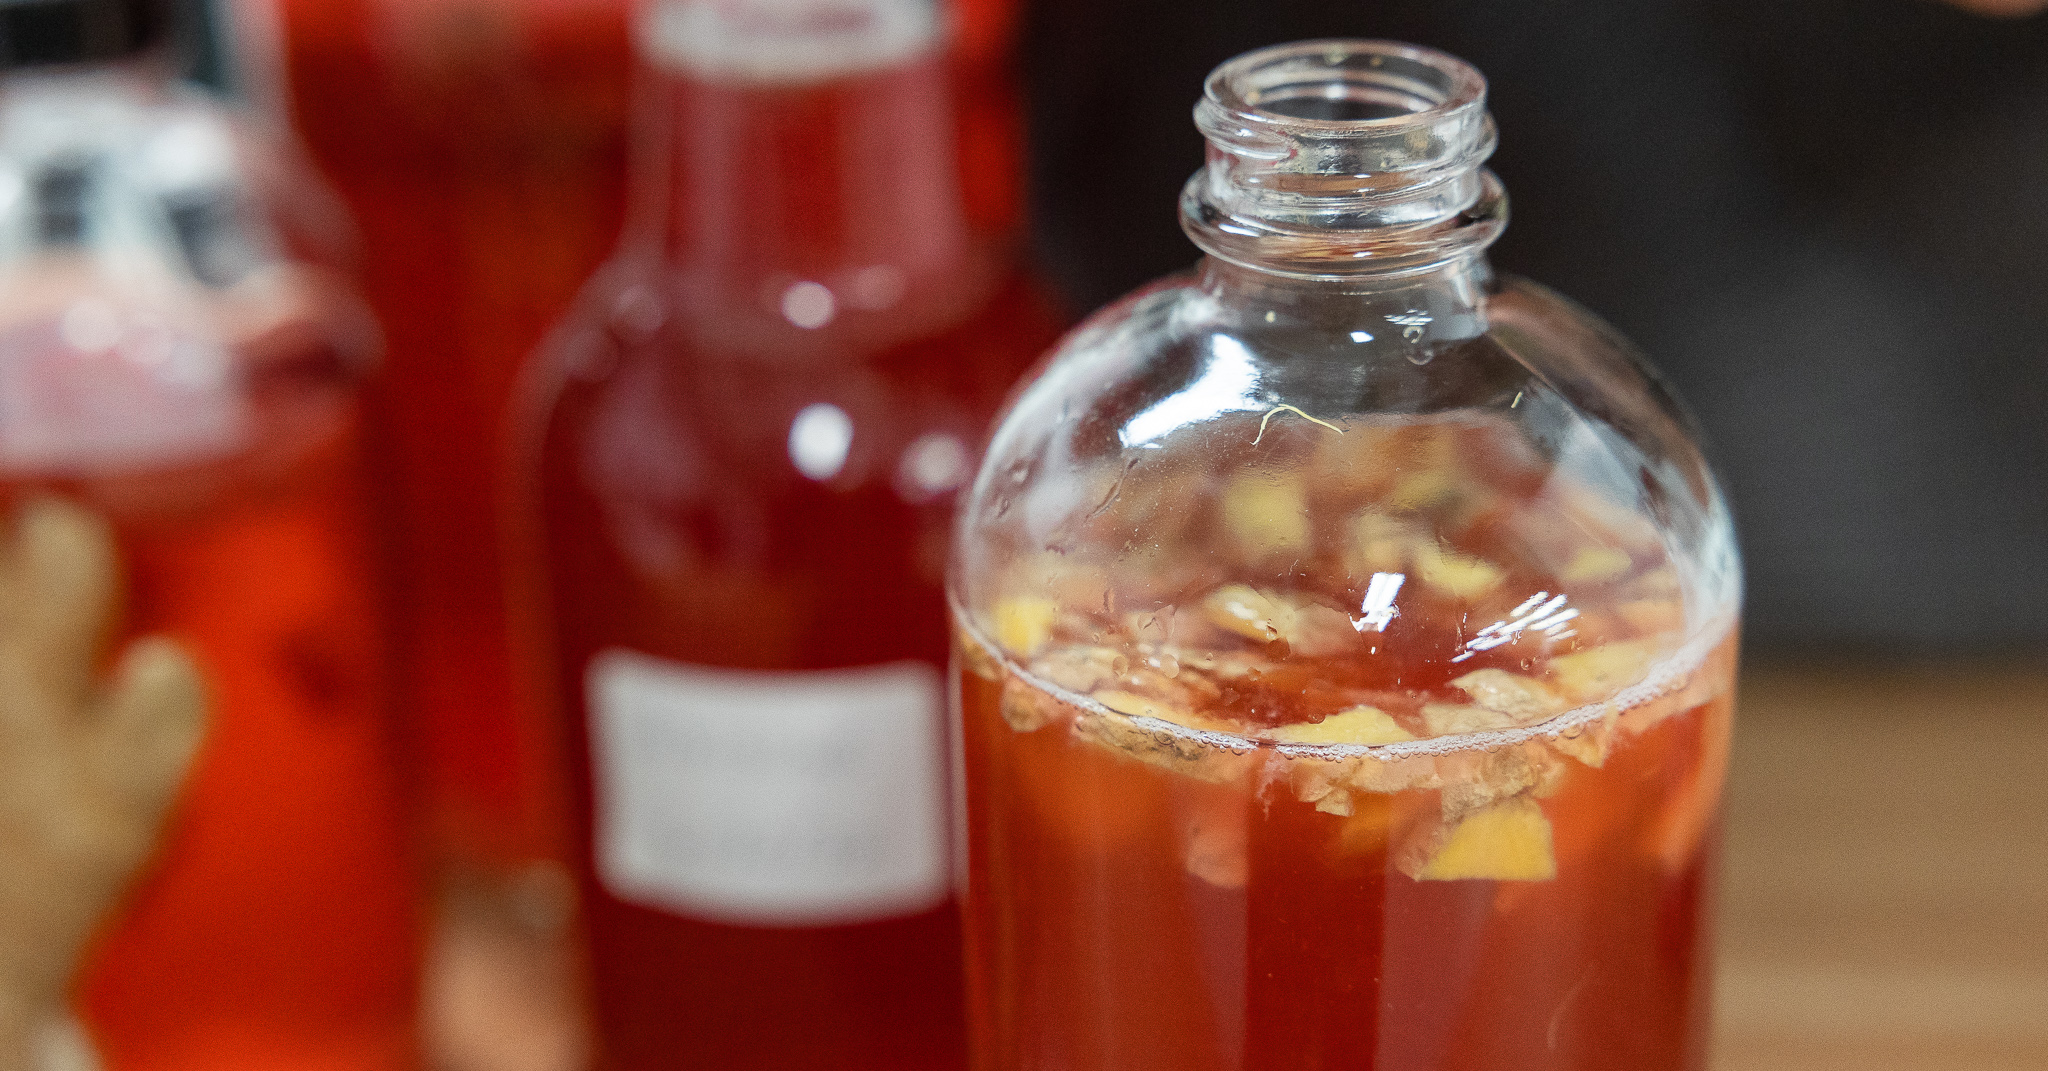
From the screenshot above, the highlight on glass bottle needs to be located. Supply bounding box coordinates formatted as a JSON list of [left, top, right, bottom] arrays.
[[950, 40, 1741, 1071]]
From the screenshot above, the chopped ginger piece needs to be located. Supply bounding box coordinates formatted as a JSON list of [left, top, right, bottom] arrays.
[[1351, 511, 1417, 573], [1547, 708, 1618, 767], [1451, 669, 1566, 723], [1624, 565, 1681, 600], [1421, 702, 1518, 737], [1617, 598, 1682, 636], [1202, 584, 1299, 644], [1184, 809, 1248, 888], [1314, 791, 1355, 816], [1094, 690, 1177, 721], [1414, 542, 1504, 601], [1415, 798, 1556, 881], [1548, 639, 1660, 703], [1268, 705, 1415, 746], [1559, 545, 1633, 584], [1222, 475, 1309, 553], [998, 677, 1057, 732], [1388, 468, 1458, 511], [1075, 706, 1255, 785], [992, 597, 1059, 658]]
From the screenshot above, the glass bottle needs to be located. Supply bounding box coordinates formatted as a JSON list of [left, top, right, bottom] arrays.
[[270, 0, 632, 886], [950, 40, 1742, 1071], [514, 0, 1064, 1068], [0, 1, 421, 1068]]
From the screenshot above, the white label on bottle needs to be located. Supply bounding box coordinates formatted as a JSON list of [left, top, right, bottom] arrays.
[[587, 649, 949, 927], [639, 0, 940, 84]]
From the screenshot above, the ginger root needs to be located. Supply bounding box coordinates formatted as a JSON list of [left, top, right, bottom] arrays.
[[0, 498, 207, 1070]]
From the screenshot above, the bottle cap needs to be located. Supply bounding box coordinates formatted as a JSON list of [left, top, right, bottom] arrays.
[[0, 0, 162, 70]]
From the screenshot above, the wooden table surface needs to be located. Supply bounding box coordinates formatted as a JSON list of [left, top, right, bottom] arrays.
[[1712, 664, 2048, 1071], [427, 664, 2048, 1071]]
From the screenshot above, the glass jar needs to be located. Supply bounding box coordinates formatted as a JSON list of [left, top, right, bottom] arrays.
[[950, 39, 1741, 1071], [0, 6, 420, 1067]]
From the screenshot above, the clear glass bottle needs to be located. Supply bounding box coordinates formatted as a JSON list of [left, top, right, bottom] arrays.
[[0, 1, 421, 1068], [951, 40, 1742, 1071], [514, 0, 1064, 1068]]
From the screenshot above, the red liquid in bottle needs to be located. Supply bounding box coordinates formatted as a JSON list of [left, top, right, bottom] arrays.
[[517, 5, 1064, 1065], [70, 417, 423, 1071], [0, 272, 421, 1070], [273, 0, 633, 869]]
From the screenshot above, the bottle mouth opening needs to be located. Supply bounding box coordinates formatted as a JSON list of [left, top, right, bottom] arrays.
[[1207, 39, 1486, 135]]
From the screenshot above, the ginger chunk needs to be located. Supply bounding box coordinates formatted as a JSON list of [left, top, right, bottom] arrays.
[[1414, 798, 1557, 882], [1414, 543, 1504, 601], [1451, 669, 1566, 723], [1222, 475, 1309, 554], [1267, 705, 1416, 746], [991, 597, 1059, 658]]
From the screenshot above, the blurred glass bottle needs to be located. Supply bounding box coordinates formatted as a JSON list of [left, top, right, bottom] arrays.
[[0, 1, 421, 1068], [258, 0, 632, 890], [513, 0, 1064, 1067], [258, 0, 1032, 900]]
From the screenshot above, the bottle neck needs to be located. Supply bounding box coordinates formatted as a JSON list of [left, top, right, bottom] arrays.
[[1180, 41, 1506, 282], [625, 0, 970, 302]]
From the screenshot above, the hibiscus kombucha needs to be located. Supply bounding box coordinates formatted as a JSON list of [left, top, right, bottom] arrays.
[[274, 0, 633, 873], [518, 1, 1063, 1067]]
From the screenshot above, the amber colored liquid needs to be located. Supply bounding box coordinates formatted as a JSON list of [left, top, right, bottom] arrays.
[[958, 649, 1728, 1071], [951, 408, 1737, 1071], [276, 0, 632, 866], [8, 408, 421, 1070]]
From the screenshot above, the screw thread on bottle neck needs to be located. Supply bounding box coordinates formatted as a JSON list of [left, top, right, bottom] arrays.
[[1181, 40, 1508, 280]]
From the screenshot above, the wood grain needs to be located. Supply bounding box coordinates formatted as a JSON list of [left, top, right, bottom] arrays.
[[1713, 665, 2048, 1071]]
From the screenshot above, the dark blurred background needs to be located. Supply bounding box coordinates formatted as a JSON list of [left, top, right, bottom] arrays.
[[186, 0, 2048, 657], [1019, 0, 2048, 656]]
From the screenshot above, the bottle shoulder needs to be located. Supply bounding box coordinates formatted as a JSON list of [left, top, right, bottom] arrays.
[[953, 268, 1741, 736], [527, 249, 1065, 510]]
